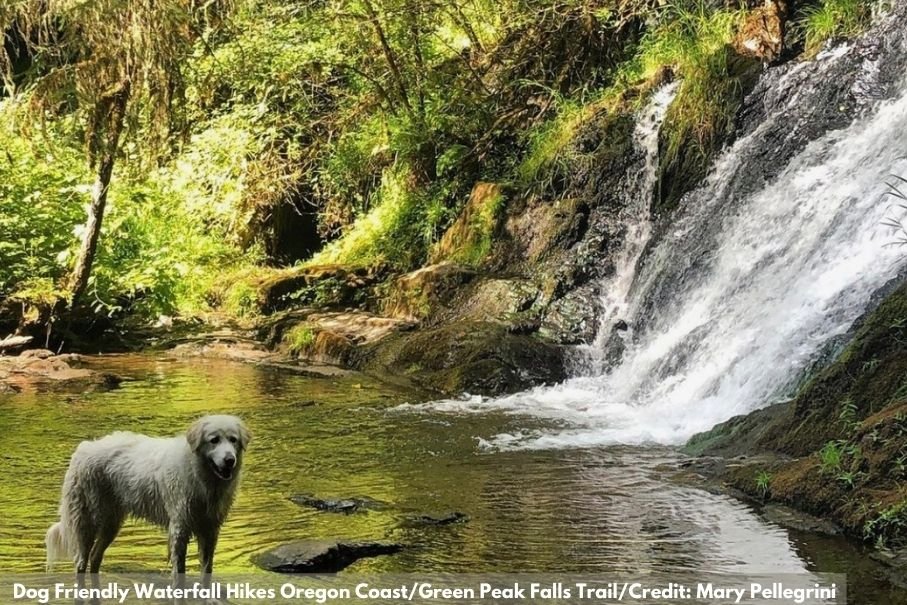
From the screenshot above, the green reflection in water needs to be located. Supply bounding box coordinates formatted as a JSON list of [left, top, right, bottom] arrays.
[[0, 354, 903, 605]]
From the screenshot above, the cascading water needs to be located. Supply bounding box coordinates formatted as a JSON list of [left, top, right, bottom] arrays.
[[408, 9, 907, 450], [587, 81, 678, 369]]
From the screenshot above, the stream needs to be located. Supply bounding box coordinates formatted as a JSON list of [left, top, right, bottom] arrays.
[[0, 355, 903, 604]]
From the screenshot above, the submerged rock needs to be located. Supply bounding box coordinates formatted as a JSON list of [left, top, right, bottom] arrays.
[[253, 540, 403, 573], [0, 352, 122, 392], [406, 512, 470, 526], [289, 494, 384, 514]]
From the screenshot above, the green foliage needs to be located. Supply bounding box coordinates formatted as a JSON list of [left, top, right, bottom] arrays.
[[0, 99, 257, 320], [310, 164, 441, 271], [286, 324, 317, 355], [518, 0, 744, 191], [0, 103, 86, 299], [836, 470, 858, 489], [839, 397, 860, 432], [755, 470, 772, 497], [864, 501, 907, 548], [819, 440, 844, 472], [635, 1, 744, 158], [519, 96, 602, 188], [798, 0, 870, 56]]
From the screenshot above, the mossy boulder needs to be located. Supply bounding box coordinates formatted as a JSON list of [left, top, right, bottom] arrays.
[[227, 264, 385, 315], [358, 321, 567, 396], [381, 262, 477, 321], [431, 182, 506, 267]]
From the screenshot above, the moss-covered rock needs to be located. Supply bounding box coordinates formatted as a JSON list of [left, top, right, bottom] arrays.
[[431, 182, 506, 267], [225, 264, 386, 315], [381, 262, 477, 321], [357, 321, 567, 396]]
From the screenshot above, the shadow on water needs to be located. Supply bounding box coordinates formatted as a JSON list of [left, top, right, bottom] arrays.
[[0, 354, 902, 604]]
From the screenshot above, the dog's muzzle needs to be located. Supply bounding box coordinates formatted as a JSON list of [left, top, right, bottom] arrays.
[[210, 455, 236, 481]]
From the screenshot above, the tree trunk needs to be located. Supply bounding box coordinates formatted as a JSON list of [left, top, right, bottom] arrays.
[[68, 81, 131, 307], [360, 0, 414, 116]]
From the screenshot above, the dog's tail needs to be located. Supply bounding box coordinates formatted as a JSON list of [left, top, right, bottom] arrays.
[[45, 521, 71, 571]]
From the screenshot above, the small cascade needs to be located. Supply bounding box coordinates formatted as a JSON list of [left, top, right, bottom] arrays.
[[587, 82, 678, 372]]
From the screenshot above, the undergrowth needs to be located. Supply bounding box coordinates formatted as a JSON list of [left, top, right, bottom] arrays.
[[798, 0, 871, 56]]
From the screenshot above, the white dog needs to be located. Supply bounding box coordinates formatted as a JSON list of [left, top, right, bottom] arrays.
[[45, 415, 250, 575]]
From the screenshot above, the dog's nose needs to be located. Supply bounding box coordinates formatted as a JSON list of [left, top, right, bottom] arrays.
[[224, 455, 236, 469]]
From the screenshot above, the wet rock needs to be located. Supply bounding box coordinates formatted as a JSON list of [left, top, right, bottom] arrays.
[[0, 352, 122, 392], [170, 338, 275, 363], [253, 540, 403, 573], [247, 264, 385, 314], [0, 382, 21, 394], [19, 348, 55, 359], [382, 262, 477, 321], [539, 285, 599, 344], [0, 335, 33, 352], [435, 277, 540, 327], [289, 494, 384, 514], [358, 320, 567, 396], [734, 0, 786, 62], [407, 512, 469, 526], [760, 504, 841, 535]]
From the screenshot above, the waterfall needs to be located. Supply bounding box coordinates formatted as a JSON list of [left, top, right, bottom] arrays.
[[587, 82, 678, 372], [410, 9, 907, 450]]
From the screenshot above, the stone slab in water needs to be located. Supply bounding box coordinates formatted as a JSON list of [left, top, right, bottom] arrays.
[[289, 493, 384, 514], [407, 512, 469, 526], [253, 540, 403, 573]]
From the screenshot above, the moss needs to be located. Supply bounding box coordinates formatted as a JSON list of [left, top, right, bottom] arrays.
[[433, 183, 507, 267], [764, 281, 907, 455], [286, 324, 317, 355], [309, 165, 435, 272], [222, 280, 262, 318]]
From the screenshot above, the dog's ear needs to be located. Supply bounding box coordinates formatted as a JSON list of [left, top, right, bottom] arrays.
[[237, 420, 251, 450], [186, 418, 207, 452]]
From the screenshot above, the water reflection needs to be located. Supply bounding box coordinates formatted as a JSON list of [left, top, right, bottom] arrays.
[[0, 355, 901, 603]]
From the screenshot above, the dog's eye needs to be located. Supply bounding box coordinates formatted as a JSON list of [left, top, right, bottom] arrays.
[[209, 436, 220, 444], [228, 436, 237, 444]]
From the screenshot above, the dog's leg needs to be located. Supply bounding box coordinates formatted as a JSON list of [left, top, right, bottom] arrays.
[[74, 524, 95, 575], [88, 518, 121, 574], [168, 523, 190, 585], [197, 526, 219, 593]]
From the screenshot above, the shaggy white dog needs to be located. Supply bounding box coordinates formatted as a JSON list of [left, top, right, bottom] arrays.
[[45, 415, 250, 575]]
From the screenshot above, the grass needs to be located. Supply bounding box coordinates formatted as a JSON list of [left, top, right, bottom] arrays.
[[798, 0, 871, 56], [864, 500, 907, 548], [518, 96, 610, 187], [286, 324, 317, 355], [636, 2, 745, 161], [839, 397, 860, 432], [819, 440, 844, 472], [755, 470, 772, 497], [309, 165, 432, 271]]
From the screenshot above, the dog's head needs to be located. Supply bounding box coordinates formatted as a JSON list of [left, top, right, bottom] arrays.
[[187, 415, 251, 481]]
